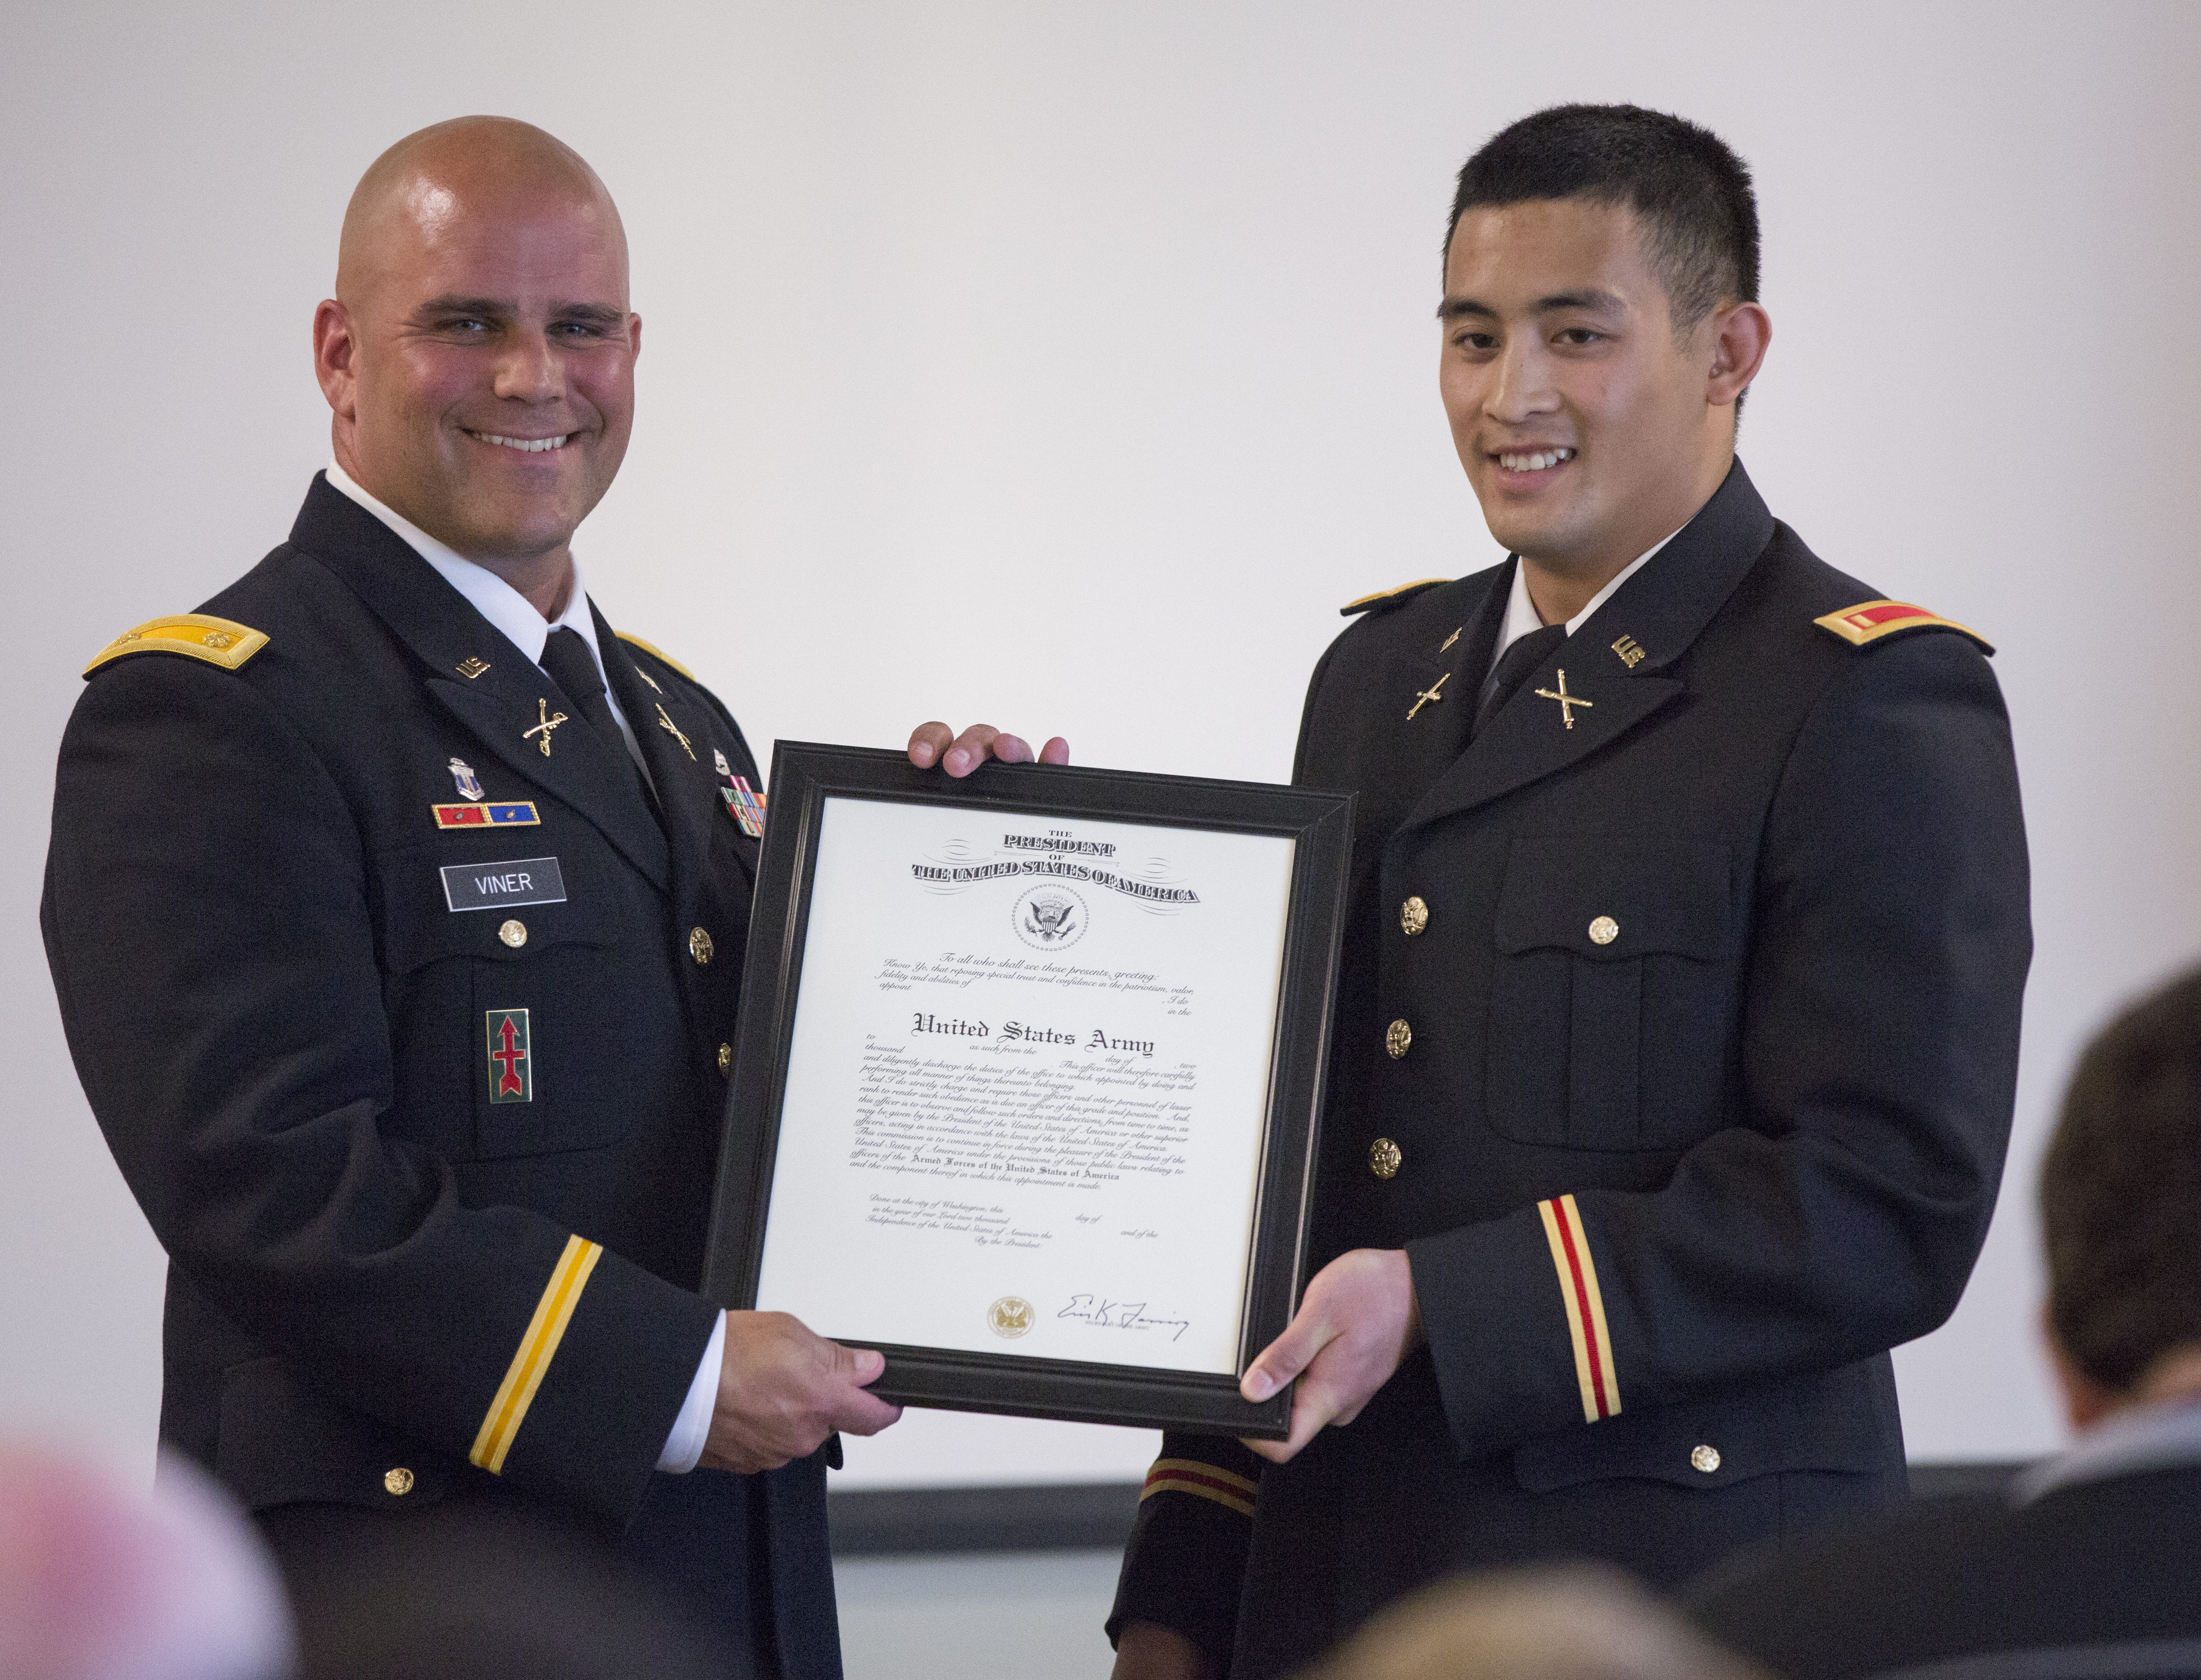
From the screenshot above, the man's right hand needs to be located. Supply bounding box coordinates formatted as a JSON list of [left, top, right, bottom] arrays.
[[696, 1310, 903, 1474], [1110, 1622, 1214, 1680]]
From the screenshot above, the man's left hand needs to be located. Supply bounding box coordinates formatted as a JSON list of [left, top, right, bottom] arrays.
[[1238, 1248, 1422, 1464], [907, 722, 1070, 778]]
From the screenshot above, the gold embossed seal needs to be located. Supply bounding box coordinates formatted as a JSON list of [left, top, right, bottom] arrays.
[[986, 1297, 1034, 1339]]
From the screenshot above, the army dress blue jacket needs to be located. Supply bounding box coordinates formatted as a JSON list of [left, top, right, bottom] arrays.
[[42, 475, 837, 1675], [1110, 462, 2033, 1679]]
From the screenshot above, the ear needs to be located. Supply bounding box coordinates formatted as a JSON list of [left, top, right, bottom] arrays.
[[1705, 300, 1771, 409], [313, 298, 358, 420], [2042, 1302, 2117, 1431]]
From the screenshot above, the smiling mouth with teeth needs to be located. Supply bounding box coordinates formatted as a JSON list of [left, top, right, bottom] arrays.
[[1494, 447, 1575, 473], [467, 431, 573, 453]]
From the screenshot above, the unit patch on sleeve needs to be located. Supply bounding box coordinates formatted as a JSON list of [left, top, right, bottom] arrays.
[[1813, 599, 1994, 654], [486, 1008, 533, 1104]]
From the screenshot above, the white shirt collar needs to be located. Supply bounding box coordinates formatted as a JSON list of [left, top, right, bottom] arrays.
[[322, 461, 641, 761], [1489, 526, 1682, 678], [2012, 1395, 2201, 1506]]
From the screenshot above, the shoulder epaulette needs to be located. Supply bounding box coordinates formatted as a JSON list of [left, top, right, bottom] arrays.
[[615, 631, 696, 681], [1340, 577, 1449, 618], [84, 614, 268, 678], [1813, 600, 1994, 656]]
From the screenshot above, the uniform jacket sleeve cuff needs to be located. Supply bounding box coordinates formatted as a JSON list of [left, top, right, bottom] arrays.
[[656, 1310, 725, 1473], [483, 1245, 720, 1526], [1106, 1436, 1264, 1672], [1408, 1197, 1622, 1459]]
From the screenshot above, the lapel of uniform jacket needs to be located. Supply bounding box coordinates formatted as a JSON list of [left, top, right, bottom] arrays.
[[287, 475, 672, 893], [1398, 460, 1778, 836], [1370, 567, 1510, 802], [593, 604, 743, 908]]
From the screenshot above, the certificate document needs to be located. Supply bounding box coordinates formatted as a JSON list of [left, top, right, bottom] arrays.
[[706, 745, 1352, 1435]]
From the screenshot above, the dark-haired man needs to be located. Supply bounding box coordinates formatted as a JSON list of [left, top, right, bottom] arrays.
[[1110, 104, 2032, 1680], [43, 115, 1049, 1680], [1691, 965, 2201, 1676]]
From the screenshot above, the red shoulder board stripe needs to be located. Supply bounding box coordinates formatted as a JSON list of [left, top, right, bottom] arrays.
[[1813, 599, 1994, 655]]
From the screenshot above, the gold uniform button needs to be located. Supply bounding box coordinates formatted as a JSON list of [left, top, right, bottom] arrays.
[[1690, 1444, 1721, 1474], [1588, 915, 1619, 946], [689, 927, 714, 965], [498, 919, 527, 948], [384, 1467, 415, 1496], [1385, 1018, 1412, 1059], [1368, 1137, 1402, 1179], [1400, 896, 1429, 937], [717, 1042, 733, 1076]]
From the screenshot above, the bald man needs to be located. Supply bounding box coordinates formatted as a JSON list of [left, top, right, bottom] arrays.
[[42, 117, 1051, 1678]]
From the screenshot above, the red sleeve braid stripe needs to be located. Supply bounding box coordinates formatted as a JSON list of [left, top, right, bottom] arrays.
[[1140, 1458, 1257, 1518], [1538, 1194, 1620, 1422]]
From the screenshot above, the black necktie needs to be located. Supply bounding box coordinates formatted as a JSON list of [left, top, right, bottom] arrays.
[[540, 626, 655, 810], [1472, 623, 1566, 739]]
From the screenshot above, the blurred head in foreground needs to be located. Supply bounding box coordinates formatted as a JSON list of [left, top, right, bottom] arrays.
[[0, 1443, 293, 1680], [1298, 1565, 1768, 1680], [275, 1501, 723, 1680], [2041, 964, 2201, 1429]]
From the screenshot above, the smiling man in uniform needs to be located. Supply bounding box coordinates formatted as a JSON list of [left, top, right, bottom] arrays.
[[43, 116, 1051, 1678], [1109, 103, 2032, 1680]]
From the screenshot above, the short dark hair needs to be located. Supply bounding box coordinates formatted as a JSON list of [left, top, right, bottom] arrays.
[[1445, 104, 1761, 333], [2041, 966, 2201, 1393]]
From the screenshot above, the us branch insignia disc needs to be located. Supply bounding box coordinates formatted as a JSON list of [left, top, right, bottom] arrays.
[[987, 1297, 1034, 1338], [1014, 884, 1087, 950]]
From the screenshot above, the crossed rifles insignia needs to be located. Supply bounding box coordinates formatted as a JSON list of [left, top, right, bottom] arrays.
[[1534, 670, 1593, 729]]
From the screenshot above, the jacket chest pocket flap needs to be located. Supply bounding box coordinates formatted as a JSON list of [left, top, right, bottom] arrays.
[[370, 843, 638, 1160], [1487, 834, 1738, 1152]]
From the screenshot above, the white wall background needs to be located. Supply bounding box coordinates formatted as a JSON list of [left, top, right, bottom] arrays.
[[5, 1, 2199, 1493]]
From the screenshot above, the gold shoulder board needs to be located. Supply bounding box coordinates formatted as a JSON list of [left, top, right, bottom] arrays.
[[1340, 577, 1449, 618], [1813, 599, 1994, 656], [615, 631, 696, 681], [85, 614, 269, 677]]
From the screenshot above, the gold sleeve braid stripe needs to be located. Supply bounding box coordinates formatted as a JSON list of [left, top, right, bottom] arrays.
[[1538, 1194, 1620, 1423], [469, 1236, 603, 1474], [1140, 1457, 1257, 1518]]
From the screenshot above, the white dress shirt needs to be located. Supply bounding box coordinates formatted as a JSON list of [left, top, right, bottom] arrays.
[[2013, 1395, 2201, 1506], [322, 462, 721, 1473], [1484, 528, 1682, 681]]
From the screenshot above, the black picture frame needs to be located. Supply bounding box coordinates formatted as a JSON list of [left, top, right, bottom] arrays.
[[702, 743, 1354, 1438]]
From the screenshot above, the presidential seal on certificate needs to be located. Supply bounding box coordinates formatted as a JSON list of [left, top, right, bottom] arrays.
[[702, 744, 1353, 1437]]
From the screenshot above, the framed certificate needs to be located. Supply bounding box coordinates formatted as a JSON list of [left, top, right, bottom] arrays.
[[702, 743, 1353, 1438]]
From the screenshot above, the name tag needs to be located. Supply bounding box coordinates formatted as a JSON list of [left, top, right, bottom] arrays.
[[441, 856, 568, 913]]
